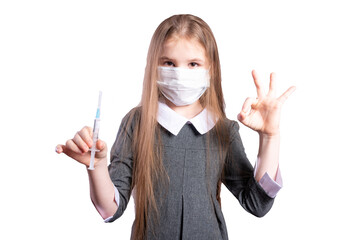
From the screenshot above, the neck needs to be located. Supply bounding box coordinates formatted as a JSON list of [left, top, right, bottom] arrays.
[[165, 99, 203, 119]]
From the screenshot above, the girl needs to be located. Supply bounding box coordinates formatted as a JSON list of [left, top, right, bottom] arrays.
[[56, 14, 295, 240]]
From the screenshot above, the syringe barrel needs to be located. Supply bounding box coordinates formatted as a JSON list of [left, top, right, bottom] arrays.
[[93, 115, 100, 130], [88, 118, 100, 170], [88, 150, 96, 170], [88, 91, 102, 171]]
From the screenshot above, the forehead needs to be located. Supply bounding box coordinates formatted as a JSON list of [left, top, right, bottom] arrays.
[[161, 37, 207, 60]]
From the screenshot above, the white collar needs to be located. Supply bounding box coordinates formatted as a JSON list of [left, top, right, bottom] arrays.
[[157, 100, 217, 136]]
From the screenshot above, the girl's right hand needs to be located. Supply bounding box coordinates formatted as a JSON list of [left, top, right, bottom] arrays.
[[56, 126, 107, 168]]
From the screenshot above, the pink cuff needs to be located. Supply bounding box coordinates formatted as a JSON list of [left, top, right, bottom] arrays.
[[254, 162, 283, 198], [258, 168, 282, 198]]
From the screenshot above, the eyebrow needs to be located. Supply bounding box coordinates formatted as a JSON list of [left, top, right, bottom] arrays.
[[160, 56, 205, 63], [160, 56, 172, 61], [188, 58, 205, 63]]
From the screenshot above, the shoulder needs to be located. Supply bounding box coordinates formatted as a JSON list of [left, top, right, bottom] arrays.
[[120, 106, 142, 127], [123, 105, 142, 119], [223, 118, 240, 130], [115, 106, 142, 139], [219, 117, 240, 133], [221, 117, 240, 142]]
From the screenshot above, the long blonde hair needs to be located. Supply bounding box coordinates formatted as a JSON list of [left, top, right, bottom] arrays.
[[129, 14, 229, 239]]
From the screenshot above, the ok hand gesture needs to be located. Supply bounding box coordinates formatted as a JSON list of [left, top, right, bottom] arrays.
[[237, 70, 296, 136]]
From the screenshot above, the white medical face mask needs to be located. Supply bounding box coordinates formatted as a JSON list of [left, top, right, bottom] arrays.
[[157, 66, 210, 106]]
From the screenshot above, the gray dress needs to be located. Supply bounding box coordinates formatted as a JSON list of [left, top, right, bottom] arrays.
[[107, 108, 275, 239]]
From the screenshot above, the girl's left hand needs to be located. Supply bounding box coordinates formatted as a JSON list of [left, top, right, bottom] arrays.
[[237, 70, 296, 136]]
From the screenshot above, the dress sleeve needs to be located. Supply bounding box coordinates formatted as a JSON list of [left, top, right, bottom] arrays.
[[105, 108, 138, 222], [221, 120, 275, 217]]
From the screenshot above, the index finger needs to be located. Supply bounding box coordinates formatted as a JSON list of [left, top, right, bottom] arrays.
[[77, 126, 94, 147]]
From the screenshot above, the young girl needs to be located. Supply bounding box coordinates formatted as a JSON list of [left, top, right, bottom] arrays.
[[56, 14, 295, 240]]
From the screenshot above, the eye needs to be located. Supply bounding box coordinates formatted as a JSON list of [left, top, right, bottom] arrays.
[[189, 62, 199, 68], [163, 61, 175, 67]]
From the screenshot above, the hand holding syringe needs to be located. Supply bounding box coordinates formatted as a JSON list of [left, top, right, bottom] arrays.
[[56, 92, 116, 219], [56, 91, 107, 169]]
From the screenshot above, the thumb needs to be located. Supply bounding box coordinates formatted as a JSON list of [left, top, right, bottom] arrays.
[[96, 139, 106, 150], [95, 139, 108, 159]]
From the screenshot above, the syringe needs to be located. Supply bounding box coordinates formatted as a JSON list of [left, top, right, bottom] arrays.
[[88, 91, 102, 170]]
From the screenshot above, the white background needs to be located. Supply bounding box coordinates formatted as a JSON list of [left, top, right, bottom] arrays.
[[1, 0, 358, 239]]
